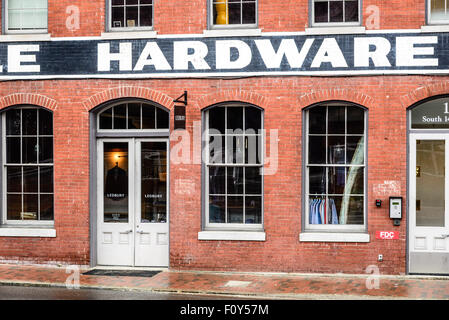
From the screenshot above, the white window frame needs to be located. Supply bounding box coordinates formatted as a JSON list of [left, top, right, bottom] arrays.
[[108, 0, 154, 32], [2, 106, 54, 226], [209, 0, 258, 30], [311, 0, 361, 27], [203, 103, 264, 231], [304, 103, 367, 232], [427, 0, 449, 25], [4, 0, 48, 34]]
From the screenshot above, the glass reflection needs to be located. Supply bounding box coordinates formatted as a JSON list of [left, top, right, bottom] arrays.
[[209, 196, 225, 223], [416, 140, 445, 227], [104, 142, 129, 223], [141, 142, 167, 223], [227, 196, 243, 223]]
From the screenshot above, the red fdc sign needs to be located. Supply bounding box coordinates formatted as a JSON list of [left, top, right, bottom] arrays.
[[376, 231, 399, 240]]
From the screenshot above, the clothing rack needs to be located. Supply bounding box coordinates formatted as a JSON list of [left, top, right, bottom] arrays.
[[309, 197, 339, 225]]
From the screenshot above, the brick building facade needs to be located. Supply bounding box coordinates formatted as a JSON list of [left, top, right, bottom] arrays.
[[0, 0, 448, 275]]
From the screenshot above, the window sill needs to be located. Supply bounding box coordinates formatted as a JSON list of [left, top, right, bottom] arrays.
[[421, 25, 449, 33], [198, 231, 265, 241], [0, 33, 51, 42], [0, 226, 56, 238], [203, 28, 262, 37], [299, 232, 369, 243], [101, 31, 157, 40], [305, 26, 366, 35]]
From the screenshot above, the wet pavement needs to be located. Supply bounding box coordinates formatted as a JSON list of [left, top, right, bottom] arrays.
[[0, 264, 448, 299], [0, 285, 249, 300]]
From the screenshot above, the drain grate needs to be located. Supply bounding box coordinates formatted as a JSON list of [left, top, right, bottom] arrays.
[[83, 269, 162, 277]]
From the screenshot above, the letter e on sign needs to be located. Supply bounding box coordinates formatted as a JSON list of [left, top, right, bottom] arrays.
[[375, 231, 399, 240]]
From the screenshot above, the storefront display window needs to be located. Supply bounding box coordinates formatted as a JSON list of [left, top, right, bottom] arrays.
[[305, 104, 366, 230], [204, 104, 263, 229], [98, 102, 169, 130], [210, 0, 257, 28], [4, 107, 54, 222], [109, 0, 153, 30], [5, 0, 48, 33], [312, 0, 359, 25]]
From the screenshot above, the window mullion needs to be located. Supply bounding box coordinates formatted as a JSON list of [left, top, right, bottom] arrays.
[[37, 110, 40, 220]]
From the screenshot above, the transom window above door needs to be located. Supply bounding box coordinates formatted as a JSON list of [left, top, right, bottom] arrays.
[[98, 102, 169, 130], [109, 0, 153, 30], [312, 0, 360, 26]]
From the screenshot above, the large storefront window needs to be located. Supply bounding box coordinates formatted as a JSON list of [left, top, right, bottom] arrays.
[[204, 104, 263, 229], [305, 103, 366, 230], [4, 107, 54, 222], [210, 0, 257, 28], [312, 0, 359, 25]]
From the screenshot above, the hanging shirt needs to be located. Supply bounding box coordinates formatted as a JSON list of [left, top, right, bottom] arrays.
[[330, 199, 339, 224]]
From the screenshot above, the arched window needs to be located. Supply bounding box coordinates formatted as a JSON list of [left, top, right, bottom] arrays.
[[305, 103, 366, 230], [204, 103, 263, 230], [3, 106, 54, 222], [98, 101, 169, 130]]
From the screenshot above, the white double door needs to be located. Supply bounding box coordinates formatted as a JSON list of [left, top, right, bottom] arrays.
[[97, 138, 169, 267], [409, 134, 449, 274]]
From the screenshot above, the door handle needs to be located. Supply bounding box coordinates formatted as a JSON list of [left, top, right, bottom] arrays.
[[441, 234, 449, 238], [124, 229, 133, 234], [136, 230, 144, 234]]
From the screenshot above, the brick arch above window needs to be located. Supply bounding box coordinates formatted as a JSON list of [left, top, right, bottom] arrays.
[[197, 90, 268, 111], [400, 82, 449, 109], [298, 89, 374, 110], [0, 93, 57, 111], [82, 87, 175, 112]]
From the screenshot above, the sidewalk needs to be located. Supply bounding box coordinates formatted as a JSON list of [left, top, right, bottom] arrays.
[[0, 263, 448, 299]]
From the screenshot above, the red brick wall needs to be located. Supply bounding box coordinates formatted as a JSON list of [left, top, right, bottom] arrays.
[[13, 0, 428, 37], [0, 1, 443, 274], [0, 76, 445, 274]]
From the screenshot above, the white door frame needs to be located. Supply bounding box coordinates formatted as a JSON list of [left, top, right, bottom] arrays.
[[409, 133, 449, 274], [96, 137, 170, 267]]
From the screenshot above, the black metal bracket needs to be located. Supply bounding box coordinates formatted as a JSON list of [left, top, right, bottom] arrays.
[[173, 91, 188, 106]]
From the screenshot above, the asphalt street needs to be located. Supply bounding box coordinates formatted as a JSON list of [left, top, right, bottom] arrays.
[[0, 284, 248, 300]]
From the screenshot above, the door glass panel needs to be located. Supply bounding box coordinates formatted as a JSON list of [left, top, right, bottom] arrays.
[[103, 142, 129, 223], [141, 142, 167, 223], [416, 140, 445, 227]]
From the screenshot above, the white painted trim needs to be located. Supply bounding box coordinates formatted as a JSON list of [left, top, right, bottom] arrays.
[[299, 232, 370, 242], [100, 31, 157, 40], [365, 29, 422, 34], [11, 28, 442, 43], [305, 26, 366, 35], [0, 33, 51, 42], [421, 25, 449, 33], [198, 231, 266, 241], [202, 28, 262, 38], [5, 69, 449, 81], [0, 227, 56, 237]]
